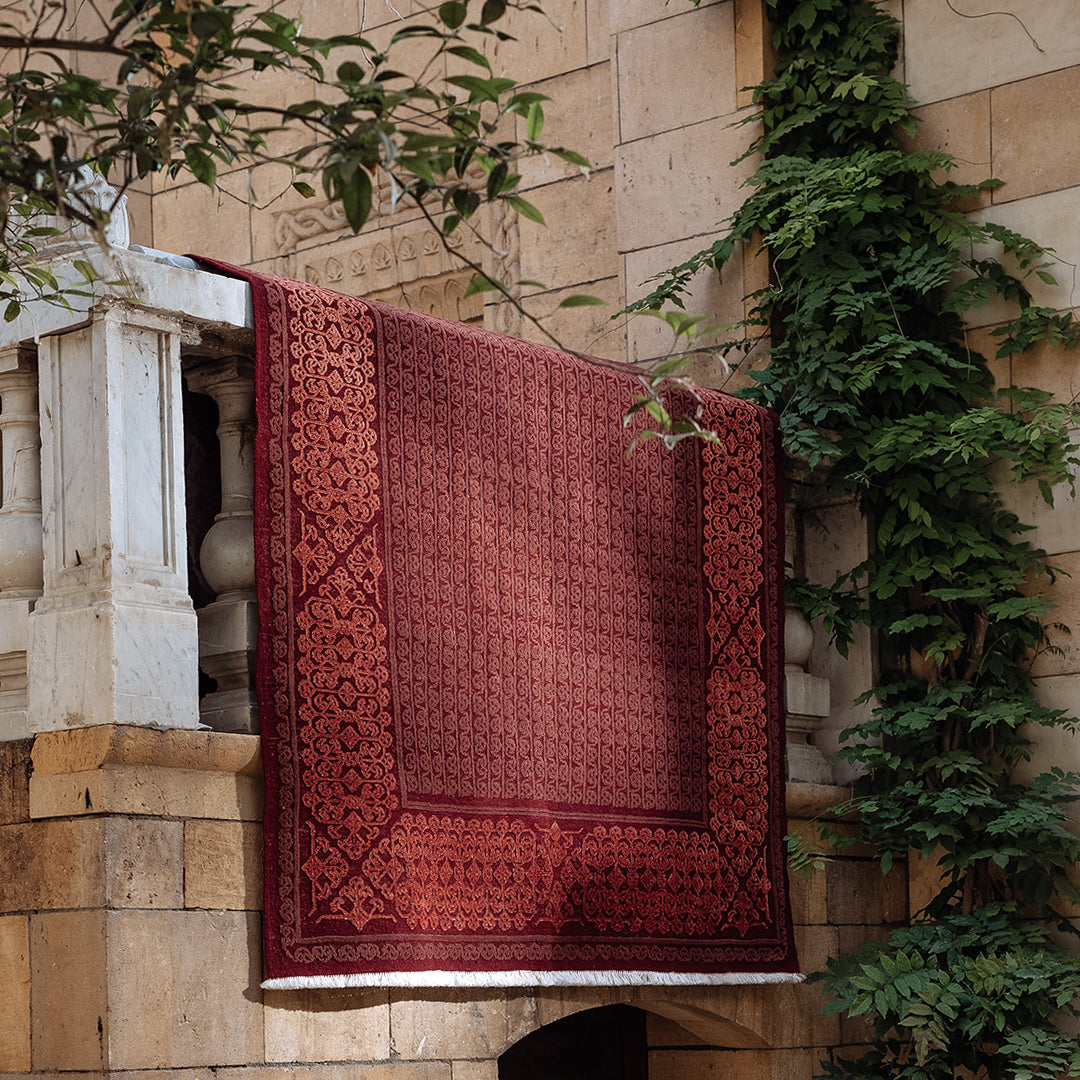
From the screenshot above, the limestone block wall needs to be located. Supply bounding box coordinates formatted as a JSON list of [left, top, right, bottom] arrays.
[[0, 730, 910, 1079]]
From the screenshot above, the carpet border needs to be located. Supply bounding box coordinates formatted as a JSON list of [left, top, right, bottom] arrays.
[[262, 971, 805, 989]]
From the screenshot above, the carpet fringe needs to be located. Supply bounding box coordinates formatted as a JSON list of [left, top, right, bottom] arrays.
[[262, 970, 804, 990]]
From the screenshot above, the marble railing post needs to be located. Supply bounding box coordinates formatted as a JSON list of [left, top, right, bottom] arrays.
[[26, 306, 200, 730], [185, 357, 258, 734], [784, 501, 833, 784], [0, 347, 44, 737]]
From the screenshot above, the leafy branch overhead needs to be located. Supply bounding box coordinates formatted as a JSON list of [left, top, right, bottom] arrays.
[[637, 0, 1080, 1077], [0, 0, 588, 317]]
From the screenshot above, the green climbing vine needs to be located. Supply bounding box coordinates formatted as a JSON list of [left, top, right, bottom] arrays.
[[632, 1, 1080, 1076]]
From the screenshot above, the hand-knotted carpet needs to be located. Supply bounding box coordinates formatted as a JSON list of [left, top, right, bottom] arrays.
[[196, 259, 798, 988]]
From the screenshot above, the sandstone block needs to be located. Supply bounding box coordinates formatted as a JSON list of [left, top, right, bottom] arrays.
[[1022, 550, 1080, 678], [645, 1012, 708, 1047], [490, 0, 588, 85], [902, 0, 1080, 105], [389, 990, 536, 1060], [152, 174, 252, 266], [609, 0, 722, 35], [993, 68, 1080, 203], [788, 861, 827, 926], [0, 818, 104, 913], [586, 0, 609, 65], [30, 765, 263, 822], [516, 173, 619, 295], [827, 859, 907, 926], [517, 276, 625, 364], [30, 911, 108, 1071], [106, 817, 184, 909], [615, 115, 758, 254], [106, 909, 263, 1069], [902, 92, 991, 206], [794, 924, 839, 977], [650, 1046, 819, 1080], [452, 1063, 499, 1080], [517, 64, 614, 189], [735, 0, 773, 108], [184, 819, 263, 911], [0, 916, 30, 1071], [0, 740, 31, 825], [263, 988, 390, 1062], [616, 3, 735, 142], [624, 236, 748, 371]]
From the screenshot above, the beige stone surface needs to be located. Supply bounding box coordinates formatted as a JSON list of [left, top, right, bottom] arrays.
[[609, 0, 721, 35], [451, 1062, 498, 1080], [586, 0, 609, 65], [516, 173, 618, 294], [184, 819, 263, 911], [0, 916, 30, 1071], [0, 818, 104, 913], [30, 726, 262, 777], [907, 847, 948, 917], [826, 859, 907, 927], [264, 988, 390, 1061], [106, 910, 263, 1069], [1017, 674, 1080, 785], [787, 861, 827, 926], [152, 174, 253, 265], [904, 91, 991, 204], [902, 0, 1080, 105], [646, 1011, 709, 1047], [649, 1047, 820, 1080], [794, 924, 839, 975], [992, 67, 1080, 203], [516, 64, 614, 188], [517, 276, 625, 361], [389, 990, 538, 1059], [30, 911, 108, 1071], [615, 114, 758, 254], [624, 236, 748, 369], [490, 0, 589, 84], [1024, 550, 1080, 678], [735, 0, 772, 108], [0, 740, 31, 825], [616, 3, 735, 143], [30, 766, 263, 822], [106, 817, 184, 909]]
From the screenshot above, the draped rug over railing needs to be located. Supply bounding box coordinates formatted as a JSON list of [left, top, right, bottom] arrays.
[[198, 260, 798, 988]]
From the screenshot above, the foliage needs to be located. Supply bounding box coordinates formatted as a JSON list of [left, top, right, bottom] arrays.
[[0, 0, 587, 318], [634, 0, 1080, 1075]]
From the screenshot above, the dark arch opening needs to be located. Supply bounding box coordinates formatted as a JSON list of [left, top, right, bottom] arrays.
[[498, 1004, 648, 1080]]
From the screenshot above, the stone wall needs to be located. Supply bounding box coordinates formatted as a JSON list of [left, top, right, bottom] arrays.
[[0, 730, 909, 1079]]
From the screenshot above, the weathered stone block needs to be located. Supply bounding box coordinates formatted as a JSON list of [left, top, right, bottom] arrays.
[[516, 276, 625, 363], [902, 0, 1080, 105], [517, 65, 614, 188], [827, 859, 907, 926], [0, 739, 31, 825], [389, 990, 537, 1060], [609, 0, 722, 35], [263, 988, 390, 1062], [650, 1046, 820, 1080], [30, 911, 108, 1071], [106, 817, 184, 909], [184, 819, 262, 911], [794, 924, 839, 976], [788, 861, 827, 926], [490, 0, 588, 85], [903, 92, 991, 205], [0, 818, 104, 913], [452, 1062, 499, 1080], [617, 3, 735, 142], [615, 115, 758, 254], [0, 916, 30, 1071], [516, 174, 619, 295], [152, 173, 252, 265], [105, 910, 263, 1069]]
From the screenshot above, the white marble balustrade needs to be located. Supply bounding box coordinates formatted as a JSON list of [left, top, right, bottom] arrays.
[[0, 246, 253, 737]]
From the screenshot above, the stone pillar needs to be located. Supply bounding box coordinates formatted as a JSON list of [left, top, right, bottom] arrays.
[[0, 347, 43, 738], [26, 307, 199, 730], [784, 502, 832, 784], [185, 357, 258, 734]]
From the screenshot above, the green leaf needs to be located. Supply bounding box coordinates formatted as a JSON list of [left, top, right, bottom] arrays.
[[438, 1, 467, 28], [341, 169, 373, 231], [505, 195, 545, 225], [557, 294, 606, 308], [525, 100, 545, 141], [291, 181, 316, 198]]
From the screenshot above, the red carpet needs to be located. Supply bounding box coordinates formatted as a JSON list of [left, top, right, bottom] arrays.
[[199, 261, 797, 986]]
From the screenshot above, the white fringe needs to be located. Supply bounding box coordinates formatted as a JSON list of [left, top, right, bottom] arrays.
[[262, 970, 804, 990]]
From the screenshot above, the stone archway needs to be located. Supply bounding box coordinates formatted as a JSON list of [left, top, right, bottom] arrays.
[[498, 1004, 648, 1080]]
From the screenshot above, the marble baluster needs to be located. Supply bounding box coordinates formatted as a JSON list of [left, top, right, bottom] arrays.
[[0, 347, 43, 738], [186, 357, 258, 734]]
